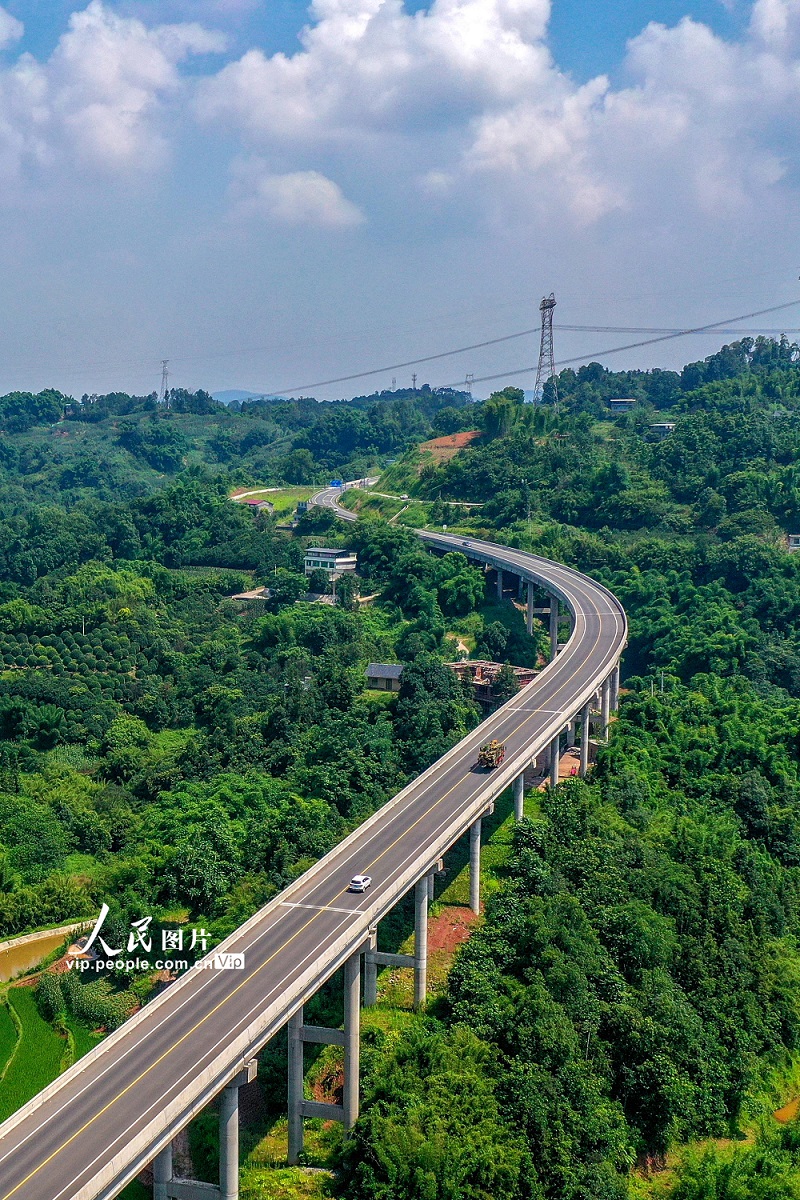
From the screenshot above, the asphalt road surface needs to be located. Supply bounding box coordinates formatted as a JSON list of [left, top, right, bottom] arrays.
[[0, 493, 625, 1200]]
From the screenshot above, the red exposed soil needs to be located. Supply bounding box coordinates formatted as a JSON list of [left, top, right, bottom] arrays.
[[775, 1097, 800, 1123], [429, 906, 480, 957], [418, 430, 480, 463], [312, 1060, 344, 1107]]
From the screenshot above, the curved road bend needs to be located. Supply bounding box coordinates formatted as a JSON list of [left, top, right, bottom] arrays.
[[0, 493, 626, 1200]]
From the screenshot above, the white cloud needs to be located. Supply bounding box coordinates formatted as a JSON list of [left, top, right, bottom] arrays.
[[2, 0, 800, 401], [195, 0, 800, 228], [751, 0, 800, 50], [0, 7, 23, 51], [229, 159, 365, 228], [196, 0, 556, 141], [0, 1, 226, 181]]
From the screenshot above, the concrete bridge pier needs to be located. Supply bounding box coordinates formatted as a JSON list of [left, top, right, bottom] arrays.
[[496, 569, 504, 599], [363, 930, 378, 1007], [151, 1061, 257, 1200], [566, 716, 576, 744], [153, 1144, 172, 1200], [220, 1062, 256, 1200], [287, 948, 362, 1165], [550, 598, 559, 659], [611, 663, 620, 711], [549, 732, 560, 789], [526, 581, 534, 636], [469, 818, 482, 914], [601, 677, 611, 740], [343, 953, 360, 1128], [513, 772, 524, 821], [287, 1010, 305, 1166], [580, 702, 590, 777], [414, 877, 429, 1009]]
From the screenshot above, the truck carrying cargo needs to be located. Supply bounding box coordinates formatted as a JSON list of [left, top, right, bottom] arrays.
[[478, 739, 506, 768]]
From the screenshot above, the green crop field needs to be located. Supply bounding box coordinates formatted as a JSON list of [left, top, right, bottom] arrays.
[[232, 487, 316, 517], [0, 988, 66, 1121]]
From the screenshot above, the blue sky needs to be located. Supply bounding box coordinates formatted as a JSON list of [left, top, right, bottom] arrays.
[[3, 0, 750, 77], [0, 0, 797, 399]]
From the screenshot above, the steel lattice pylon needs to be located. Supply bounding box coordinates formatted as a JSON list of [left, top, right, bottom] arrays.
[[533, 293, 558, 405]]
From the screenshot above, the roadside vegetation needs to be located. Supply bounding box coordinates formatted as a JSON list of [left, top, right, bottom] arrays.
[[2, 337, 800, 1196]]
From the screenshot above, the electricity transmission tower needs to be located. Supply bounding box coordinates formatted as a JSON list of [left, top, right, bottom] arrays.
[[160, 359, 170, 405], [465, 373, 474, 400], [533, 293, 558, 406]]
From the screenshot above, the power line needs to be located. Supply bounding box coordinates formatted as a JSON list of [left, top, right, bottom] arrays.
[[4, 316, 798, 389], [445, 299, 800, 391], [256, 299, 800, 398], [261, 327, 540, 396], [560, 324, 800, 335]]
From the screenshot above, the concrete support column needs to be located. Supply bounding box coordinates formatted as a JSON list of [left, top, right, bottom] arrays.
[[517, 575, 524, 599], [611, 663, 620, 711], [427, 872, 435, 903], [567, 717, 576, 744], [496, 569, 504, 599], [153, 1144, 172, 1200], [414, 878, 428, 1010], [513, 772, 524, 821], [550, 598, 559, 659], [287, 1010, 304, 1166], [580, 702, 590, 777], [219, 1084, 239, 1200], [343, 952, 361, 1129], [601, 677, 611, 741], [469, 818, 482, 915], [364, 930, 378, 1008], [549, 732, 560, 789], [526, 581, 534, 636]]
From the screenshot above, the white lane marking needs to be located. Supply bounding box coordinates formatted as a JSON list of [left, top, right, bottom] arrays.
[[280, 902, 364, 915], [47, 909, 357, 1200], [0, 898, 311, 1169], [0, 542, 625, 1183]]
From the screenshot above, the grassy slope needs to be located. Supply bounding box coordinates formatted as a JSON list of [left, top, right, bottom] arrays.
[[65, 1013, 104, 1060], [240, 1169, 334, 1198], [337, 487, 433, 528], [0, 999, 17, 1079]]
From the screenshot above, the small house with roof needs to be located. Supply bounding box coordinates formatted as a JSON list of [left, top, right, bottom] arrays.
[[365, 663, 404, 692]]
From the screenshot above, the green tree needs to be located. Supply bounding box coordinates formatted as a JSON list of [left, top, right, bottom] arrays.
[[492, 661, 519, 702]]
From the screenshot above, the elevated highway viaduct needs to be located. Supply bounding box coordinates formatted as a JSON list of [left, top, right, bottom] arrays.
[[0, 488, 625, 1200]]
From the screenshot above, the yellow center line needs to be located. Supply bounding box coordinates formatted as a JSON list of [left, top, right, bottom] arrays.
[[0, 906, 333, 1200], [2, 562, 619, 1199]]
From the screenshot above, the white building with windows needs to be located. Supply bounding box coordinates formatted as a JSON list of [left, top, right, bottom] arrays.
[[303, 547, 358, 578]]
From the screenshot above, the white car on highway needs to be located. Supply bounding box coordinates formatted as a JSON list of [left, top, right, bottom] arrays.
[[348, 874, 372, 893]]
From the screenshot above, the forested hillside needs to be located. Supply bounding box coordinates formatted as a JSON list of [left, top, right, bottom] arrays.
[[332, 338, 800, 1199], [4, 337, 800, 1198], [0, 384, 469, 507]]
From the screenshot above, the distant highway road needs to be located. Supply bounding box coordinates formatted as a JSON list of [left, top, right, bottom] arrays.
[[0, 487, 625, 1200]]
